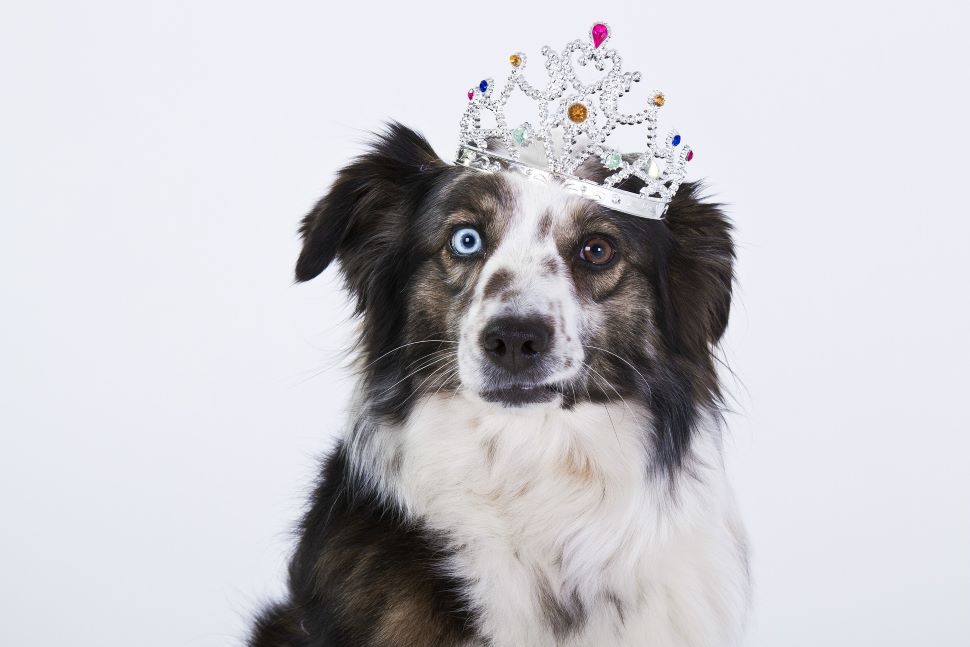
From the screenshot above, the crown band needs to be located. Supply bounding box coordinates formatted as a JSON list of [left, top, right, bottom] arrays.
[[457, 145, 667, 220]]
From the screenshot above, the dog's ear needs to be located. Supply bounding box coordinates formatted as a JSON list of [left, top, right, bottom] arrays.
[[295, 123, 446, 293], [661, 183, 735, 360]]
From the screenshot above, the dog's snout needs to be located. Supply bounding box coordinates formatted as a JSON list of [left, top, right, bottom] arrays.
[[481, 317, 552, 375]]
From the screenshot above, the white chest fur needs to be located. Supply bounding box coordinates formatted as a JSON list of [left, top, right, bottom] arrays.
[[351, 394, 749, 647]]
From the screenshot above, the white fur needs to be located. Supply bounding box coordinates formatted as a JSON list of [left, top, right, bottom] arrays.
[[350, 395, 748, 646], [348, 173, 749, 645]]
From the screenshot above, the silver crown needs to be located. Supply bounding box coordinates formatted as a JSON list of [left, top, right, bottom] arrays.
[[455, 22, 694, 220]]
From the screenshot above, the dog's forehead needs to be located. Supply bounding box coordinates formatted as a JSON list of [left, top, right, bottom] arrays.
[[492, 172, 586, 242], [446, 170, 595, 238]]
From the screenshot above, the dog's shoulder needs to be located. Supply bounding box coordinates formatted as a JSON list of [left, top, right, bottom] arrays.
[[247, 443, 476, 647]]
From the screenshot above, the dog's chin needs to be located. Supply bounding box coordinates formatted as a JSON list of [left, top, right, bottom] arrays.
[[479, 384, 562, 408]]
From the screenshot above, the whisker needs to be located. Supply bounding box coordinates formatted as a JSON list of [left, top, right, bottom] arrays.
[[295, 364, 337, 386], [374, 352, 458, 399], [297, 337, 458, 386], [432, 368, 461, 397], [584, 363, 638, 422], [581, 364, 621, 449], [358, 338, 458, 372], [403, 348, 457, 371], [415, 366, 462, 418], [445, 370, 465, 405], [583, 345, 653, 398], [397, 355, 461, 411], [412, 359, 458, 399], [579, 365, 595, 403]]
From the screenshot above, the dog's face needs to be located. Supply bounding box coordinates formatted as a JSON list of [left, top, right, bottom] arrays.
[[407, 170, 660, 408], [296, 124, 733, 470]]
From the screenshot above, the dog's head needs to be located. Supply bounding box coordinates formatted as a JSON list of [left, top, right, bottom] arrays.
[[297, 124, 733, 470]]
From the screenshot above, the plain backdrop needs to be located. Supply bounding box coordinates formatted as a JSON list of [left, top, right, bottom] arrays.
[[2, 1, 968, 645]]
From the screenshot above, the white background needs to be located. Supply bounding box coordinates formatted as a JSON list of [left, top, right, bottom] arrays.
[[2, 1, 968, 645]]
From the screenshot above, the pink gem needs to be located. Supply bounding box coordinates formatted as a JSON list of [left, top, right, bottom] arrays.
[[592, 23, 609, 48], [686, 150, 694, 162], [467, 90, 474, 100]]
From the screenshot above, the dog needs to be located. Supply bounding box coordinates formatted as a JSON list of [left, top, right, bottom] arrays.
[[248, 123, 749, 646]]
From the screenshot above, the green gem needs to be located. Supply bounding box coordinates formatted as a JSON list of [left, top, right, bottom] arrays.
[[604, 152, 622, 170], [512, 127, 527, 146]]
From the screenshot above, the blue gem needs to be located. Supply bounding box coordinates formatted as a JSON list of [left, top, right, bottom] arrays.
[[672, 134, 682, 147], [479, 80, 488, 93]]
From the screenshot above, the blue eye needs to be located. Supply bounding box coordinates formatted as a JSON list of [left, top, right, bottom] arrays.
[[450, 226, 483, 256]]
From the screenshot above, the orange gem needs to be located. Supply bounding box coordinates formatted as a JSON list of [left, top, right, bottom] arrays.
[[653, 93, 666, 107], [567, 102, 588, 124], [509, 53, 522, 67]]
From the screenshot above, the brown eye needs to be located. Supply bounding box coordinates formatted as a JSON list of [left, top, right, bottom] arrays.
[[579, 236, 616, 266]]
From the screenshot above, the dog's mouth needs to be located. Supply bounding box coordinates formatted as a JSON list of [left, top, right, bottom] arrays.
[[479, 383, 561, 407]]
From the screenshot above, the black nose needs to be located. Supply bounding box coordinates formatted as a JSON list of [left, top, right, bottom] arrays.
[[481, 317, 552, 375]]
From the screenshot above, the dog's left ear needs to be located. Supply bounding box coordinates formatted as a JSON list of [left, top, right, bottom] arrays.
[[295, 123, 446, 299], [662, 183, 736, 360]]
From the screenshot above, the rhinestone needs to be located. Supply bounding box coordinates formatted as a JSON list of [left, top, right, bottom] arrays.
[[591, 23, 609, 48], [604, 152, 622, 170], [467, 90, 474, 101], [455, 24, 693, 219], [567, 102, 588, 123], [686, 150, 694, 162]]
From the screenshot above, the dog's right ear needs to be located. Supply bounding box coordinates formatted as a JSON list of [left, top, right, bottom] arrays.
[[295, 123, 446, 286]]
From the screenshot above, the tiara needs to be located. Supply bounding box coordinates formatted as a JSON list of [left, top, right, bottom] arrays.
[[455, 22, 694, 220]]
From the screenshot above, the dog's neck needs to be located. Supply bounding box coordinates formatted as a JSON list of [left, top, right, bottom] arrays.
[[349, 390, 729, 541], [345, 393, 746, 646]]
